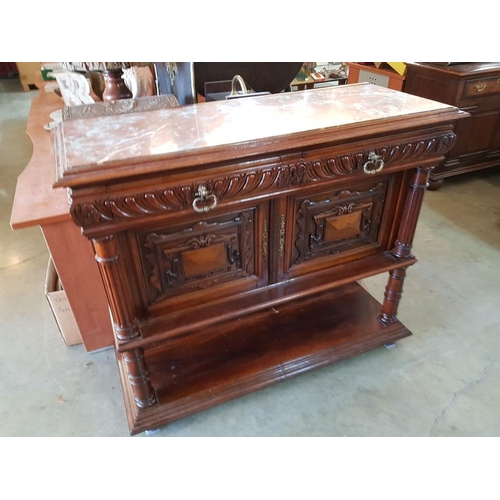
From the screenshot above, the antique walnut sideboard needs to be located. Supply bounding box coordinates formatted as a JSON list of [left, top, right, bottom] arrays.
[[53, 83, 464, 434]]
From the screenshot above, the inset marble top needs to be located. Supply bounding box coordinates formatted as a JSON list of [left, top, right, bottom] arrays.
[[54, 83, 458, 187]]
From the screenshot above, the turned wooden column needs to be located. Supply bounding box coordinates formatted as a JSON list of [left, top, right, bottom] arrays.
[[120, 349, 156, 408], [379, 166, 431, 323], [93, 235, 156, 408], [379, 267, 407, 324], [392, 166, 432, 259]]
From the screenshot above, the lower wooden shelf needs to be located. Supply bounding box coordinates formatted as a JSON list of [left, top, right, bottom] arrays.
[[127, 251, 416, 351], [117, 281, 412, 435]]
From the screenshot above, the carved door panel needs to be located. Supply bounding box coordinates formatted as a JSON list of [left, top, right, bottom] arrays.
[[285, 178, 391, 278], [131, 202, 269, 314]]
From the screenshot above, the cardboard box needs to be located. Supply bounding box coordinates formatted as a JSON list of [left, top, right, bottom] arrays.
[[15, 62, 42, 91], [45, 258, 83, 346]]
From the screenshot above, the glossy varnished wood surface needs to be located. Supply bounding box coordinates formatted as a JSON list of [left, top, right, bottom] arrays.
[[10, 79, 68, 229], [149, 284, 408, 403], [126, 251, 416, 352], [407, 62, 500, 78], [119, 283, 411, 434]]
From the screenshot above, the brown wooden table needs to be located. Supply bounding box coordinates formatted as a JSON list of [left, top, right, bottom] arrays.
[[10, 77, 114, 352]]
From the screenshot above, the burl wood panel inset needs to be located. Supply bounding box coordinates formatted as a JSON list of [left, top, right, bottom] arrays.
[[291, 180, 387, 267], [137, 209, 257, 304], [53, 84, 465, 434]]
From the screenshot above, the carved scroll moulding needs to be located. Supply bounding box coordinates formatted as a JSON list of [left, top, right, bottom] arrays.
[[307, 134, 456, 180], [70, 133, 456, 229]]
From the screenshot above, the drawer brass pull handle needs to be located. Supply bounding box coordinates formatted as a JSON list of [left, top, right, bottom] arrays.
[[475, 84, 487, 92], [363, 151, 384, 174], [192, 185, 218, 213]]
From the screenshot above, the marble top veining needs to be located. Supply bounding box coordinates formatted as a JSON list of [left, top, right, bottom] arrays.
[[57, 83, 455, 175]]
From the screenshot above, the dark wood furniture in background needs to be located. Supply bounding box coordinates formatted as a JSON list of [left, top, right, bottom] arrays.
[[53, 83, 463, 434], [404, 62, 500, 190]]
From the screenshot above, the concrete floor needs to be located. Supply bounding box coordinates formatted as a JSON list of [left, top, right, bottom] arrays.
[[1, 77, 500, 437]]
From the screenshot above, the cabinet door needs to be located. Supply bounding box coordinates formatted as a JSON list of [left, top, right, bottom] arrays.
[[487, 110, 500, 155], [446, 107, 500, 161], [283, 176, 396, 279], [130, 202, 269, 315]]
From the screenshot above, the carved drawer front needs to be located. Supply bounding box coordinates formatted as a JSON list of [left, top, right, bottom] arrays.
[[290, 180, 388, 272], [462, 76, 500, 99], [135, 206, 265, 306]]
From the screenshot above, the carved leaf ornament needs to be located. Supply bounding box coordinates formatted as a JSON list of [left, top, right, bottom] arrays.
[[71, 134, 455, 228]]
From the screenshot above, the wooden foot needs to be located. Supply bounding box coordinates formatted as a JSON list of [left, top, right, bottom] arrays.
[[427, 178, 444, 191]]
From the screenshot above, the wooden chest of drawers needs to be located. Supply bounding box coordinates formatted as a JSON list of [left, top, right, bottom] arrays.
[[53, 83, 463, 434], [404, 62, 500, 189]]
